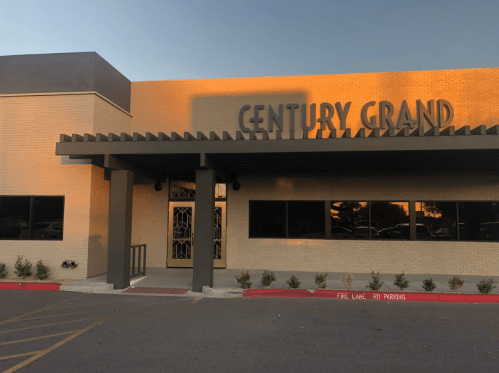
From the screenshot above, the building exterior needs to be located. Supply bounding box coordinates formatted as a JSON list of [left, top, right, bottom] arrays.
[[1, 52, 499, 290]]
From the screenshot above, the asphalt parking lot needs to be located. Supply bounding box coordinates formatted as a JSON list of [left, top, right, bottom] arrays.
[[1, 291, 498, 373]]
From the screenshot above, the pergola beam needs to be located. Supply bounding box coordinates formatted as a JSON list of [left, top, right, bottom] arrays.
[[104, 154, 164, 183], [199, 153, 236, 183]]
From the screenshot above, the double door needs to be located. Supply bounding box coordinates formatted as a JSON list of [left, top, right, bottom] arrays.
[[167, 201, 226, 268]]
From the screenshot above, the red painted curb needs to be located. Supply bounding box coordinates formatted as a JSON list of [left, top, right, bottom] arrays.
[[243, 289, 499, 303], [0, 282, 61, 291]]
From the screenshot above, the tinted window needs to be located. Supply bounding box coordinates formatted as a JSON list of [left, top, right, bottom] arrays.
[[250, 201, 286, 238], [0, 197, 30, 239], [416, 202, 457, 240], [371, 202, 409, 240], [0, 196, 64, 240], [459, 202, 499, 241], [331, 201, 368, 239], [288, 202, 325, 238]]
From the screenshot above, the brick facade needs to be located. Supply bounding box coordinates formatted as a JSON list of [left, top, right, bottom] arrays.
[[3, 63, 499, 279], [226, 173, 499, 275], [0, 93, 131, 279], [129, 67, 499, 276], [131, 68, 499, 138]]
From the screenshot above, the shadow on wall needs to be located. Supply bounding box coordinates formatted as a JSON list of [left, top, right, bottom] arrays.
[[191, 92, 308, 140], [87, 234, 106, 277]]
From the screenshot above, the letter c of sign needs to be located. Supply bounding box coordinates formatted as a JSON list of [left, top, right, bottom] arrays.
[[239, 105, 251, 133]]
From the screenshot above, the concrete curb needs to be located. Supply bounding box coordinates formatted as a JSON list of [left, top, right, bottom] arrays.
[[59, 283, 114, 293], [191, 286, 243, 298], [244, 289, 499, 303]]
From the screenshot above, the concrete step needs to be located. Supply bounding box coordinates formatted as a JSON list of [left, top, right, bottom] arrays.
[[59, 283, 114, 293]]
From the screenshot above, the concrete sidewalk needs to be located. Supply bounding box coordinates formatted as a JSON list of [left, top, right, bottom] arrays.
[[59, 268, 499, 297]]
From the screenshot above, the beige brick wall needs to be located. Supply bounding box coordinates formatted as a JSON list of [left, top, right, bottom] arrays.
[[87, 94, 132, 277], [226, 173, 499, 276], [131, 68, 499, 139], [131, 180, 169, 268], [87, 165, 110, 277], [129, 68, 499, 275], [0, 93, 131, 280]]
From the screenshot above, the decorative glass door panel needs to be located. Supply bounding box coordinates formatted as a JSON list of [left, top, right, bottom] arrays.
[[168, 202, 226, 268]]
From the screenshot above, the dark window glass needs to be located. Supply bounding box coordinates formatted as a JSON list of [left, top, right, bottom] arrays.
[[331, 202, 368, 239], [458, 202, 499, 241], [416, 202, 457, 240], [0, 197, 30, 239], [0, 196, 64, 240], [288, 202, 325, 238], [32, 197, 64, 240], [250, 201, 286, 238], [372, 202, 409, 240]]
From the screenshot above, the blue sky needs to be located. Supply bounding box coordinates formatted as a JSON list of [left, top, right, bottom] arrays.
[[1, 0, 499, 81]]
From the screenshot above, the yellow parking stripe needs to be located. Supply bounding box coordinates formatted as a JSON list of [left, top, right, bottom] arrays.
[[0, 330, 77, 346], [173, 297, 202, 315], [49, 297, 133, 311], [0, 350, 45, 361], [0, 318, 98, 334], [1, 313, 117, 373], [13, 310, 97, 322], [0, 294, 87, 326]]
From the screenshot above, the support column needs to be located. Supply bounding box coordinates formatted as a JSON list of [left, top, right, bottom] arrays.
[[192, 168, 216, 292], [107, 170, 134, 289]]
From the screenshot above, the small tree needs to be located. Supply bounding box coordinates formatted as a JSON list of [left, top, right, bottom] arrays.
[[367, 271, 384, 291], [422, 277, 437, 292], [0, 262, 7, 279], [235, 270, 252, 289], [477, 278, 497, 294], [340, 272, 355, 290], [287, 275, 301, 289], [448, 275, 465, 293], [14, 255, 32, 278], [261, 270, 276, 287], [34, 260, 50, 280], [314, 273, 328, 289], [394, 272, 410, 291]]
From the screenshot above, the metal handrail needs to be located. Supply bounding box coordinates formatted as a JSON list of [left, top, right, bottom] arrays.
[[130, 244, 146, 278]]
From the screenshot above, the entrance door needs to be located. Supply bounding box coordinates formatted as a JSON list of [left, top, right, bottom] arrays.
[[168, 201, 226, 268]]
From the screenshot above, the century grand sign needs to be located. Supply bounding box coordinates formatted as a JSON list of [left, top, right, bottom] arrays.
[[238, 100, 454, 137]]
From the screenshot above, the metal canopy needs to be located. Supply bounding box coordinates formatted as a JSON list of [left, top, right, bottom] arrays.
[[56, 125, 499, 177]]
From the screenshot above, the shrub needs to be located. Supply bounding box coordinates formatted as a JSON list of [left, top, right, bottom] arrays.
[[394, 272, 410, 291], [366, 271, 384, 291], [0, 262, 7, 279], [314, 273, 328, 289], [261, 270, 276, 287], [287, 275, 301, 289], [14, 255, 32, 278], [34, 260, 50, 280], [448, 275, 465, 293], [477, 278, 497, 294], [422, 277, 437, 292], [235, 270, 252, 289], [340, 272, 355, 290]]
